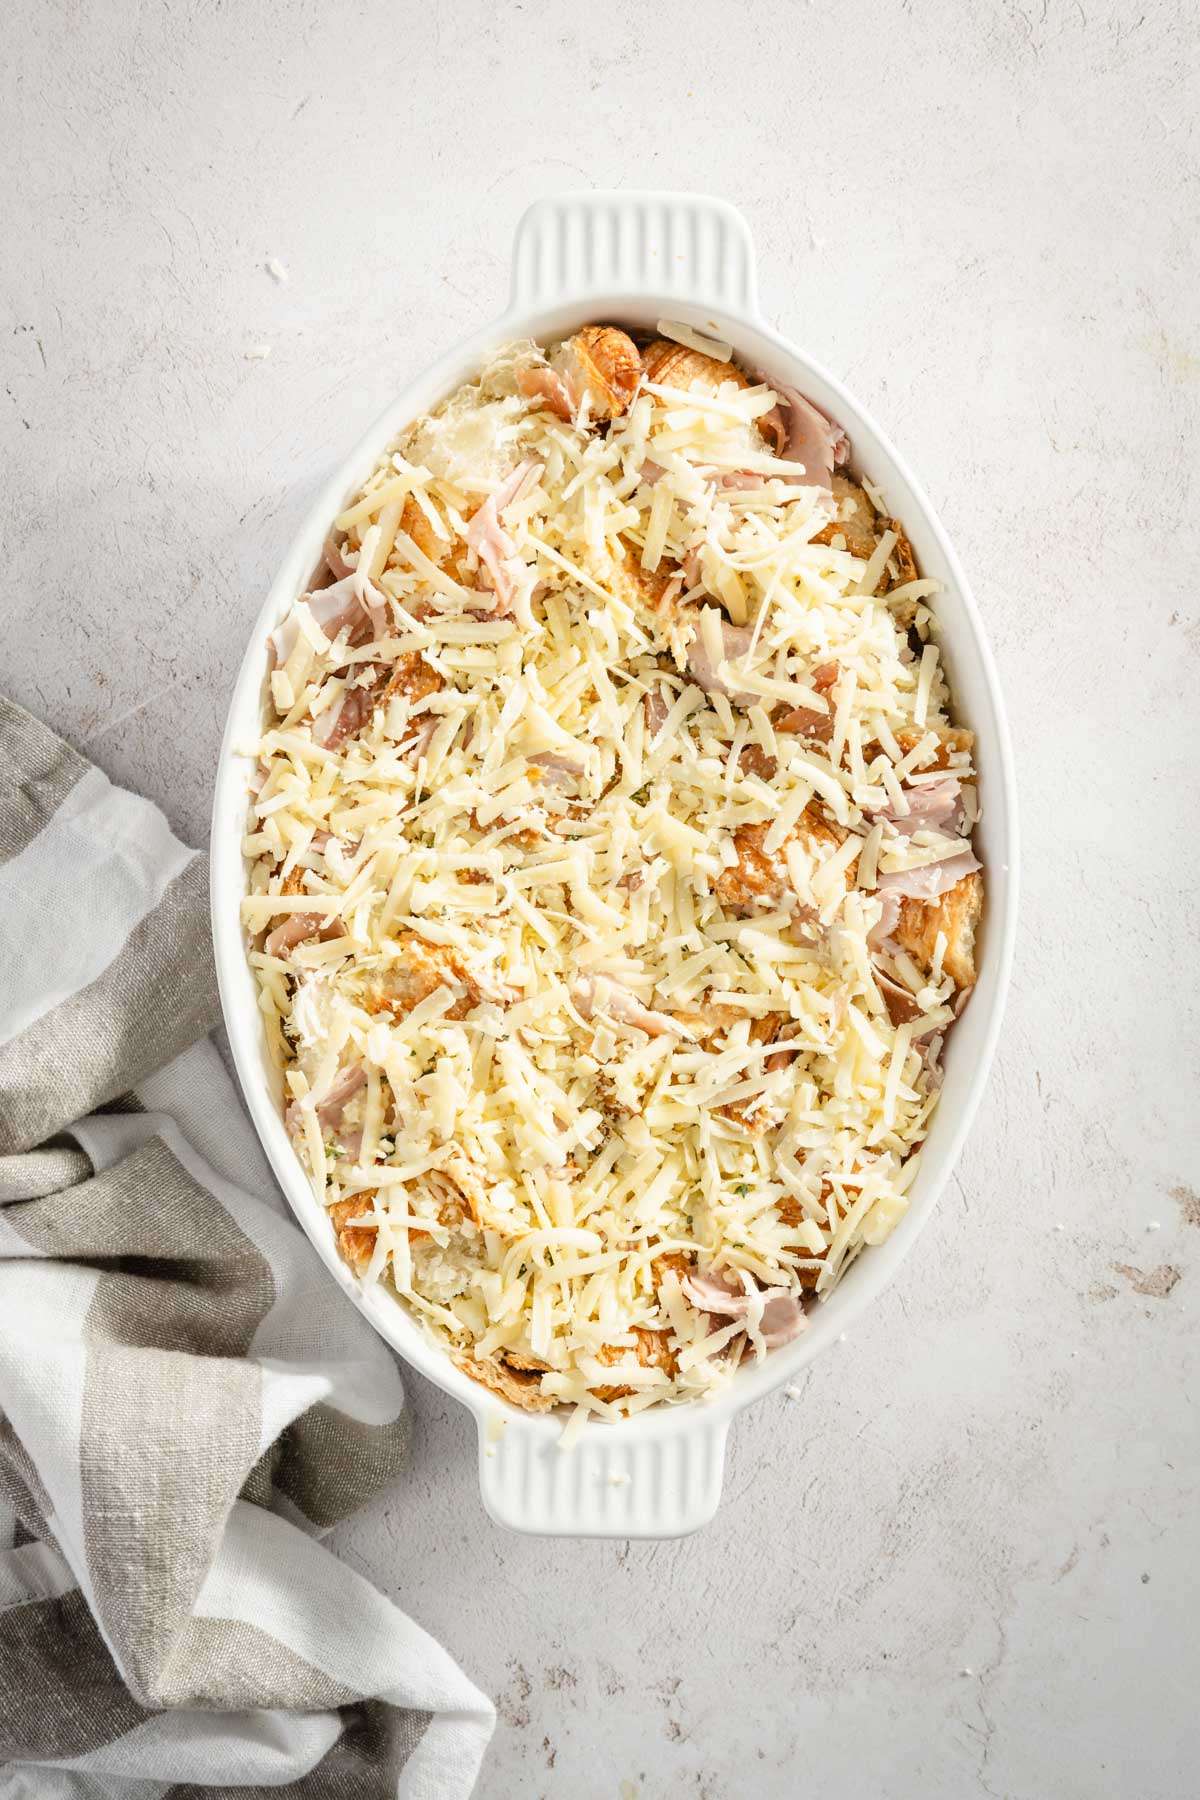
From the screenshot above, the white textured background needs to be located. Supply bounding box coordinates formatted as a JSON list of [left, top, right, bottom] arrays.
[[4, 1, 1198, 1795]]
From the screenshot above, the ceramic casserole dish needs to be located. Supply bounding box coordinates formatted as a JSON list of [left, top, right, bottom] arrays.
[[211, 190, 1018, 1537]]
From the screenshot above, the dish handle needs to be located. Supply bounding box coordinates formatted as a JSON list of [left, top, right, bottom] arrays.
[[508, 189, 759, 318], [476, 1409, 730, 1539]]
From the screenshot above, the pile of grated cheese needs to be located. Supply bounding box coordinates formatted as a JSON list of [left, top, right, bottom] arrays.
[[242, 329, 981, 1427]]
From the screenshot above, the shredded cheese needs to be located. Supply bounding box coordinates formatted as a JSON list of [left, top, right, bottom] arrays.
[[245, 327, 979, 1422]]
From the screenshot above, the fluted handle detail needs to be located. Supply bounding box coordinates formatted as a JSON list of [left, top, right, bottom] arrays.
[[509, 190, 758, 315], [477, 1412, 729, 1538]]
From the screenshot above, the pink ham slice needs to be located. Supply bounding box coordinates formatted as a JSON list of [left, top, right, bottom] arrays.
[[682, 1267, 807, 1349], [311, 682, 375, 751], [324, 533, 354, 581], [521, 331, 640, 425], [757, 383, 849, 496], [264, 913, 323, 957], [876, 848, 981, 902], [683, 612, 758, 707], [865, 776, 963, 838], [571, 977, 683, 1039], [263, 907, 343, 958], [682, 1267, 746, 1310], [775, 661, 839, 741], [308, 830, 362, 869], [270, 573, 386, 667], [754, 1294, 808, 1349], [516, 363, 574, 421], [466, 459, 540, 613], [285, 1065, 367, 1140]]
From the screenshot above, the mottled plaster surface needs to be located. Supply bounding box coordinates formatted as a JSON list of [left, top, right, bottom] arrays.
[[3, 1, 1197, 1794]]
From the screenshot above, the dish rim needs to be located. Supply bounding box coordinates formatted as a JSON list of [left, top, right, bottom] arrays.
[[210, 191, 1018, 1531]]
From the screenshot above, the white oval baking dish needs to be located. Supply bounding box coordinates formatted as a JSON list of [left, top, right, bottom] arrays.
[[212, 191, 1018, 1539]]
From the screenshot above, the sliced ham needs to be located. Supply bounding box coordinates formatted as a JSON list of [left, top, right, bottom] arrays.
[[263, 905, 343, 958], [270, 572, 386, 667], [311, 682, 374, 751], [756, 1292, 808, 1348], [868, 889, 902, 946], [757, 383, 849, 496], [466, 458, 540, 613], [876, 848, 981, 902], [516, 362, 574, 420], [324, 533, 354, 581], [316, 1064, 367, 1127], [864, 776, 963, 837], [682, 1266, 745, 1310], [682, 1268, 807, 1349], [757, 403, 787, 456], [775, 661, 838, 740], [571, 976, 684, 1039], [683, 612, 758, 707], [309, 828, 362, 866], [285, 1064, 366, 1139], [311, 572, 388, 642], [264, 912, 324, 957]]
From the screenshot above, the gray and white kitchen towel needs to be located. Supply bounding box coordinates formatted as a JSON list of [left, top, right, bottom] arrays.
[[0, 698, 494, 1799]]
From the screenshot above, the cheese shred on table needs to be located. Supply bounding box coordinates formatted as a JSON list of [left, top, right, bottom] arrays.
[[243, 325, 984, 1422]]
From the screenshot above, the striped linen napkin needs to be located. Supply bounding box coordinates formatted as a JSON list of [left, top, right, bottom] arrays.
[[0, 698, 494, 1798]]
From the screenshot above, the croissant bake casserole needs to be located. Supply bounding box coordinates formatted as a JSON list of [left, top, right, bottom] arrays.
[[242, 322, 983, 1428]]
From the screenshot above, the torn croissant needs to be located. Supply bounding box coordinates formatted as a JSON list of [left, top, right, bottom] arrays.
[[453, 1351, 555, 1413]]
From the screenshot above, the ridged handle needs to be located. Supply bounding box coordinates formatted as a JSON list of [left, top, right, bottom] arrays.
[[478, 1413, 729, 1539], [509, 189, 759, 316]]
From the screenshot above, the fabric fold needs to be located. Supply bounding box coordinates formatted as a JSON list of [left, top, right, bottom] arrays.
[[0, 697, 494, 1798]]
